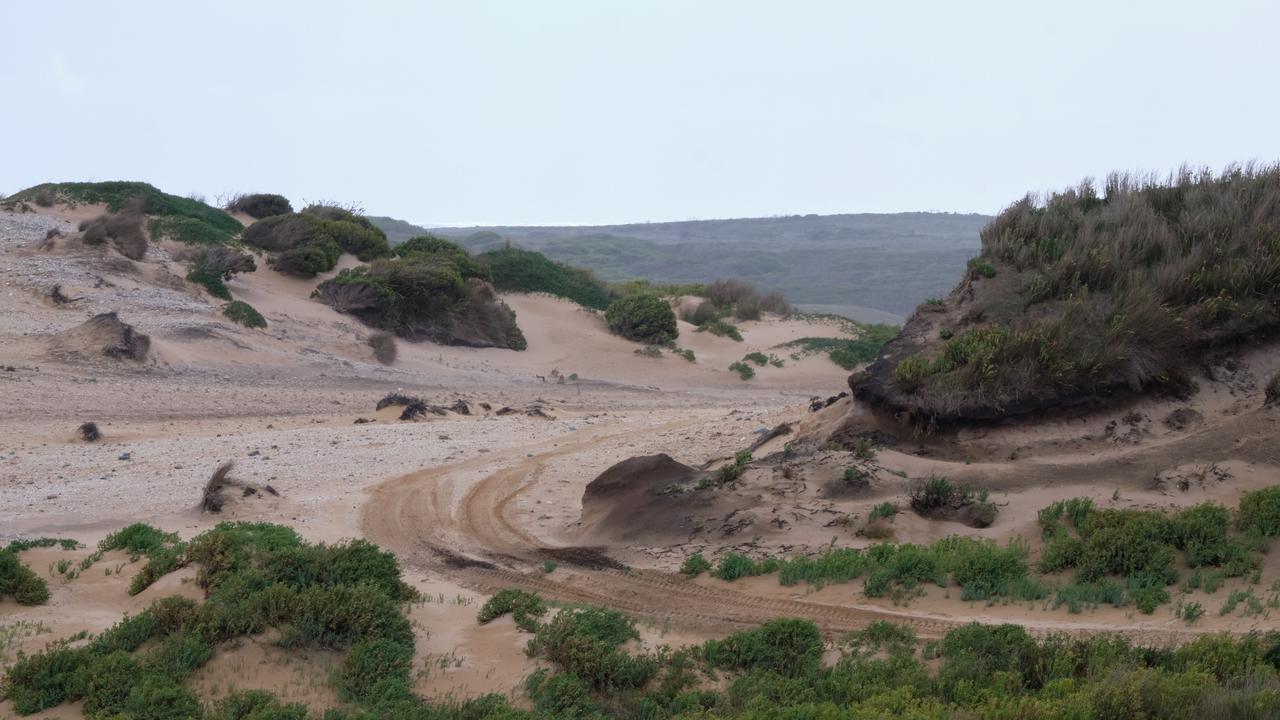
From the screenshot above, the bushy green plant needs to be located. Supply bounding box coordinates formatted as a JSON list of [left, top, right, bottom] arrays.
[[869, 502, 898, 521], [478, 588, 547, 632], [697, 319, 743, 341], [1267, 371, 1280, 405], [150, 215, 236, 246], [605, 293, 678, 344], [702, 619, 822, 676], [1237, 486, 1280, 536], [481, 246, 615, 309], [728, 361, 755, 380], [743, 351, 769, 366], [0, 550, 50, 605], [224, 300, 267, 328], [227, 193, 293, 219], [680, 553, 712, 577], [316, 254, 526, 350]]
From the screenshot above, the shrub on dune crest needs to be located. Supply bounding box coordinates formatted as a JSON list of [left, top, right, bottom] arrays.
[[226, 193, 293, 219], [316, 239, 526, 350], [605, 293, 678, 344]]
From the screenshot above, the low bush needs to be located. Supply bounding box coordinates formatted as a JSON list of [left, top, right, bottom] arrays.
[[1237, 486, 1280, 536], [526, 606, 656, 692], [224, 301, 267, 328], [703, 619, 823, 677], [0, 550, 50, 605], [244, 210, 391, 276], [316, 249, 526, 350], [481, 246, 615, 310], [477, 588, 547, 633], [680, 553, 712, 577], [1267, 371, 1280, 405], [149, 216, 236, 246], [187, 246, 255, 300], [779, 334, 893, 369], [728, 361, 754, 380], [227, 193, 293, 219], [605, 293, 678, 344], [869, 502, 898, 521], [697, 319, 743, 341]]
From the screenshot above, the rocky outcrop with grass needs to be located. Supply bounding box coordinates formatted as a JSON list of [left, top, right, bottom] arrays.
[[316, 237, 526, 350], [854, 164, 1280, 425]]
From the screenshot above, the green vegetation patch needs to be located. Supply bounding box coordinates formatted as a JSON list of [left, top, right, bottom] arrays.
[[876, 165, 1280, 422], [243, 208, 391, 277], [316, 238, 526, 350], [481, 246, 616, 310], [779, 324, 897, 369], [223, 301, 267, 328], [11, 181, 241, 236], [605, 293, 678, 344]]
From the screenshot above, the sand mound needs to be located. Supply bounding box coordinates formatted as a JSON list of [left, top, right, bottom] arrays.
[[579, 454, 711, 543], [51, 312, 150, 361]]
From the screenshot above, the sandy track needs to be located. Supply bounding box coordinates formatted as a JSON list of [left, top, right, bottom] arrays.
[[362, 416, 1215, 643]]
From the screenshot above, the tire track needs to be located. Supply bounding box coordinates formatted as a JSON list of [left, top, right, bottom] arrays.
[[361, 413, 1224, 643]]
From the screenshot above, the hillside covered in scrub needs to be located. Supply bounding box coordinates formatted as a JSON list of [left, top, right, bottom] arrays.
[[370, 212, 988, 320], [853, 165, 1280, 425]]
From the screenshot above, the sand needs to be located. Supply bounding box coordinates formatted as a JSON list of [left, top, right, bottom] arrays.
[[2, 204, 1280, 712]]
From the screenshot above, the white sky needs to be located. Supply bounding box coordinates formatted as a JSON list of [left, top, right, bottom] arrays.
[[3, 1, 1278, 226]]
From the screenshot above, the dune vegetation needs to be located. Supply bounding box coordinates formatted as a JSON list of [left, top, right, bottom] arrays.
[[856, 164, 1280, 424], [316, 236, 526, 350], [7, 522, 1277, 719]]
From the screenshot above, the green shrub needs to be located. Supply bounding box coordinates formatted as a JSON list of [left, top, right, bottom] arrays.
[[526, 606, 656, 692], [478, 588, 547, 633], [316, 256, 526, 350], [680, 553, 711, 577], [728, 361, 755, 380], [334, 638, 414, 703], [224, 300, 267, 328], [0, 550, 50, 605], [698, 319, 743, 341], [1267, 371, 1280, 404], [210, 691, 310, 720], [869, 502, 898, 521], [398, 235, 491, 282], [605, 293, 678, 344], [244, 211, 390, 276], [227, 193, 293, 219], [481, 246, 614, 309], [893, 354, 930, 394], [702, 619, 822, 676], [967, 258, 997, 278], [714, 553, 779, 581], [1237, 486, 1280, 536], [149, 216, 236, 246], [0, 646, 90, 714]]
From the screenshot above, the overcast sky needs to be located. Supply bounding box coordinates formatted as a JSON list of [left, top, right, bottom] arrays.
[[3, 1, 1278, 226]]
